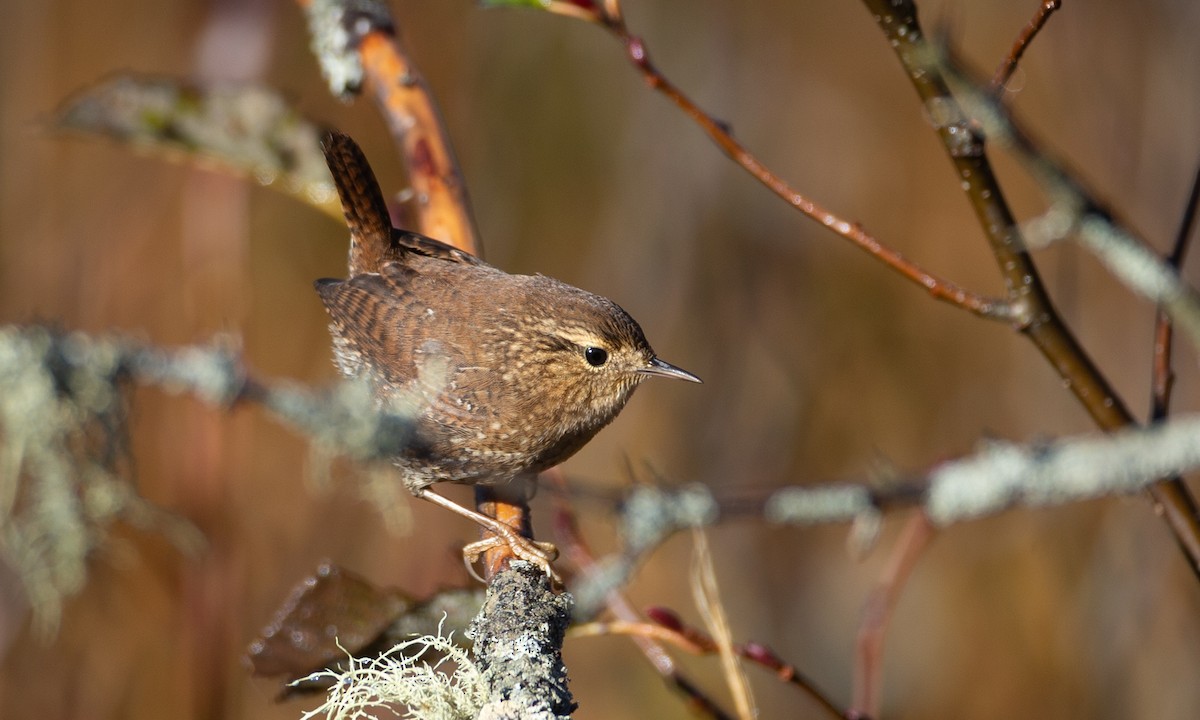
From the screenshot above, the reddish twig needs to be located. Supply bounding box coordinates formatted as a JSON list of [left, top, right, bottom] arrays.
[[571, 612, 848, 718], [852, 513, 935, 719], [992, 1, 1063, 90], [570, 619, 706, 653], [534, 1, 1012, 321], [646, 607, 847, 720], [1151, 162, 1200, 421]]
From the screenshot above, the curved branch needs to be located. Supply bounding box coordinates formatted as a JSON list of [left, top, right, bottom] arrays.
[[524, 1, 1012, 320], [992, 1, 1063, 90]]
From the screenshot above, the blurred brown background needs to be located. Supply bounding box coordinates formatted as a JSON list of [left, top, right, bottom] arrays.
[[3, 0, 1200, 718]]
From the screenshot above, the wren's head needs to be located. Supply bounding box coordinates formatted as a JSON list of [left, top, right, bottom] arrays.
[[492, 274, 700, 438]]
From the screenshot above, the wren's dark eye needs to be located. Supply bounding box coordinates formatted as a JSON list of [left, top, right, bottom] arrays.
[[584, 346, 609, 367]]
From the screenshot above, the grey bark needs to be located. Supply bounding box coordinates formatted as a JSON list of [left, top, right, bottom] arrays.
[[470, 562, 576, 719]]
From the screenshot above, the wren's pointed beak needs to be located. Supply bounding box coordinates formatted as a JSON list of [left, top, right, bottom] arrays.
[[639, 357, 702, 383]]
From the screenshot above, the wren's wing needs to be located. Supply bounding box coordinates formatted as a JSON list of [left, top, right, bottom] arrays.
[[321, 130, 399, 276], [314, 266, 489, 445], [314, 268, 420, 386]]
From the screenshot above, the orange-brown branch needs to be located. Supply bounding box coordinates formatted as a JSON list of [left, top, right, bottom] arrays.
[[358, 32, 481, 255]]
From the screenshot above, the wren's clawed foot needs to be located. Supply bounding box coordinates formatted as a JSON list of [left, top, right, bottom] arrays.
[[462, 535, 561, 584], [416, 488, 562, 585]]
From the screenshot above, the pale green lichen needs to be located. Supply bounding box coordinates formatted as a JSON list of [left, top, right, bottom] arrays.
[[297, 628, 487, 720], [0, 327, 198, 636]]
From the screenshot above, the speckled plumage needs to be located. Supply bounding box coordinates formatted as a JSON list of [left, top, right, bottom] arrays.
[[316, 131, 699, 492]]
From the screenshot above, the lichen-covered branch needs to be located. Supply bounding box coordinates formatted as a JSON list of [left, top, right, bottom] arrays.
[[571, 412, 1200, 618], [470, 563, 576, 720], [55, 76, 340, 220], [293, 565, 574, 719], [0, 326, 204, 634]]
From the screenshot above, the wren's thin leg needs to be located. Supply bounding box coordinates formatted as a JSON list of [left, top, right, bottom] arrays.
[[415, 489, 561, 583]]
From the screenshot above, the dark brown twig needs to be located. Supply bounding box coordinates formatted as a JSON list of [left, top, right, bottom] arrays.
[[1166, 163, 1200, 270], [1151, 162, 1200, 422], [861, 0, 1200, 580], [992, 1, 1062, 90]]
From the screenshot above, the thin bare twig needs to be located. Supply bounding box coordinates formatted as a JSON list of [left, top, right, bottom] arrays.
[[573, 613, 851, 719], [852, 513, 935, 719], [992, 1, 1063, 90], [1151, 161, 1200, 421], [645, 607, 848, 720], [570, 620, 706, 652]]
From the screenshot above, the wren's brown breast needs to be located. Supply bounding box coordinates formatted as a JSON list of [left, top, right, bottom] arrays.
[[316, 131, 700, 492]]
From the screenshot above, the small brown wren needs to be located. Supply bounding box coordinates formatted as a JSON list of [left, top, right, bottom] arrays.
[[316, 130, 700, 576]]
